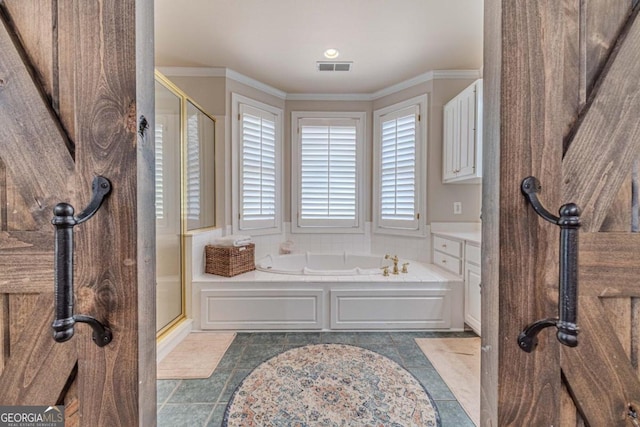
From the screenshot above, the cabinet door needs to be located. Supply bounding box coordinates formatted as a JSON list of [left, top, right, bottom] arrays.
[[465, 261, 481, 335], [442, 100, 458, 181], [457, 83, 477, 178]]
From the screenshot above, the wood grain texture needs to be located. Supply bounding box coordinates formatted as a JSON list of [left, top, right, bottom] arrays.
[[134, 0, 158, 424], [56, 0, 76, 143], [580, 232, 640, 297], [562, 297, 640, 426], [0, 1, 56, 105], [585, 0, 633, 95], [480, 0, 501, 424], [8, 294, 38, 351], [560, 378, 579, 427], [497, 1, 565, 425], [0, 295, 7, 375], [0, 292, 76, 405], [600, 173, 632, 232], [561, 0, 583, 149], [69, 0, 155, 425], [563, 8, 640, 232], [0, 158, 6, 231], [0, 231, 53, 293], [0, 11, 74, 229], [602, 298, 632, 357]]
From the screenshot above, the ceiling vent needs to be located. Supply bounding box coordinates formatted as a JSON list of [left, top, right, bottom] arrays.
[[317, 61, 353, 72]]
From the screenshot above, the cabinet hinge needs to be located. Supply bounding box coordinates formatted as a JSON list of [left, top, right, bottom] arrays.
[[418, 114, 421, 122], [238, 213, 241, 220], [238, 113, 241, 121], [417, 213, 420, 219]]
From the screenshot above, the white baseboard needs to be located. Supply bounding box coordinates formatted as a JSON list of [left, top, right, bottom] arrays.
[[156, 318, 193, 363]]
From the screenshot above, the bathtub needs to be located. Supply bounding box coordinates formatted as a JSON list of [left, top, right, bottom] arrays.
[[194, 252, 464, 332], [256, 252, 391, 275]]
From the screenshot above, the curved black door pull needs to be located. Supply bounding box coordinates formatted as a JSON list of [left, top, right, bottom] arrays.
[[51, 176, 112, 347], [518, 176, 581, 352]]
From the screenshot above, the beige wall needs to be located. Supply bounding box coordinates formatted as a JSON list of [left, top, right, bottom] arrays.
[[163, 73, 482, 228], [168, 76, 226, 115]]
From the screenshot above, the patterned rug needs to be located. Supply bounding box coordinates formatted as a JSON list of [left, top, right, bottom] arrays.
[[223, 344, 440, 426]]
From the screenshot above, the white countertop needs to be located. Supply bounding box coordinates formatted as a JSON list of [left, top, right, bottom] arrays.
[[431, 230, 481, 244]]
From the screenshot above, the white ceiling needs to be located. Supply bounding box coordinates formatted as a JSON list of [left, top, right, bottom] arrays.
[[154, 0, 483, 94]]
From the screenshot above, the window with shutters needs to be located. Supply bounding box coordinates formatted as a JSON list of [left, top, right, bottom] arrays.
[[231, 93, 283, 235], [291, 111, 365, 233], [373, 95, 427, 236]]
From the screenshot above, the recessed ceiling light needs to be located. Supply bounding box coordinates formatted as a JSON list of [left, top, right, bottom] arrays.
[[324, 48, 339, 59]]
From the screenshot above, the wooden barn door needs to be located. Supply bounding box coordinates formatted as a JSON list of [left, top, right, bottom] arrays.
[[0, 1, 155, 426], [483, 0, 640, 425]]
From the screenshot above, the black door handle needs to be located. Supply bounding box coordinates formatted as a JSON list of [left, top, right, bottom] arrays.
[[51, 176, 113, 347], [518, 176, 581, 352]]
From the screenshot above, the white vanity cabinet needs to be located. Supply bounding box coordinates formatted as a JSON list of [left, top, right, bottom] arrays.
[[432, 232, 481, 335], [432, 235, 463, 276], [464, 242, 481, 335], [442, 79, 482, 184]]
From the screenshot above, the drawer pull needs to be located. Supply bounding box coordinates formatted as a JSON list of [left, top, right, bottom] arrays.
[[442, 244, 447, 248], [441, 259, 447, 264]]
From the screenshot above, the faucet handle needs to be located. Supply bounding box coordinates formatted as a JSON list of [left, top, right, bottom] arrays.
[[380, 266, 390, 277], [402, 262, 410, 273]]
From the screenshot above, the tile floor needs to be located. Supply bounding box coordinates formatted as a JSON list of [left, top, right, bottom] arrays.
[[157, 331, 477, 427]]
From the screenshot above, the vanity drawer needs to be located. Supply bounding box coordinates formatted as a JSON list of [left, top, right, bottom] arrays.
[[433, 251, 462, 275], [465, 243, 481, 266], [433, 235, 462, 258]]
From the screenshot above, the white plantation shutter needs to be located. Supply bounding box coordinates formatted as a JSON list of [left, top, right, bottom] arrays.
[[239, 104, 277, 230], [376, 104, 421, 231], [186, 113, 201, 221], [293, 114, 364, 231]]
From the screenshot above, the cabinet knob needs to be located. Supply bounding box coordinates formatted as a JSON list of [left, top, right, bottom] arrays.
[[441, 259, 447, 264], [442, 244, 447, 248]]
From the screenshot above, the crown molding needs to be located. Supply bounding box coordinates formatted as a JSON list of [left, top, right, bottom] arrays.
[[155, 67, 481, 102], [156, 66, 227, 77], [224, 69, 287, 99], [155, 66, 287, 99], [285, 93, 373, 102]]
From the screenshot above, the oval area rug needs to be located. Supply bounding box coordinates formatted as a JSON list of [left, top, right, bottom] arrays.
[[223, 344, 440, 426]]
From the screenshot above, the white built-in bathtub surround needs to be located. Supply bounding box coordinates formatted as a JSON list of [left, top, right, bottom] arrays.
[[192, 254, 463, 332], [182, 223, 482, 332]]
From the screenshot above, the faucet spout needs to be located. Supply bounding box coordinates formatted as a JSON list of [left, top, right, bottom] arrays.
[[385, 254, 400, 275]]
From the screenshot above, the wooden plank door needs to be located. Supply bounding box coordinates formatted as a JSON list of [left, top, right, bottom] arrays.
[[483, 1, 640, 425], [0, 1, 155, 425]]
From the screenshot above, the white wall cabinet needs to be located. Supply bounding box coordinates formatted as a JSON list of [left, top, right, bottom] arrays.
[[443, 79, 483, 184]]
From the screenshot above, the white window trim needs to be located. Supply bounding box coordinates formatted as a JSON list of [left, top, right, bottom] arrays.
[[231, 93, 283, 236], [373, 94, 428, 237], [291, 111, 366, 234]]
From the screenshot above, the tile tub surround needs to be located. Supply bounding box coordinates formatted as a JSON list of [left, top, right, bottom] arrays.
[[157, 331, 477, 427]]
